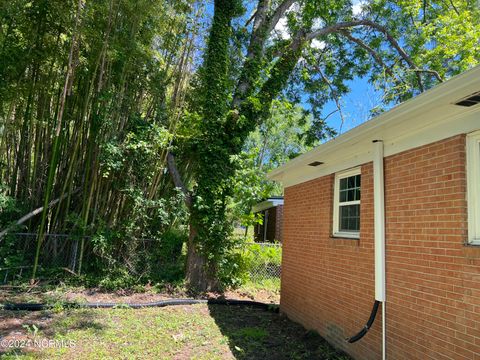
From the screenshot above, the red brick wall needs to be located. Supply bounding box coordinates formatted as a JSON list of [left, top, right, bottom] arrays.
[[280, 134, 480, 360]]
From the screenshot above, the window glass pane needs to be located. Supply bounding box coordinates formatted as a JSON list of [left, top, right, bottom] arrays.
[[336, 172, 361, 235], [339, 204, 360, 232], [352, 204, 359, 217], [347, 189, 355, 201], [348, 176, 356, 188], [348, 218, 355, 230], [338, 174, 361, 203]]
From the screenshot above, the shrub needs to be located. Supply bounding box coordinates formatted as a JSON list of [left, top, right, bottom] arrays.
[[0, 235, 24, 266], [157, 228, 187, 262], [217, 250, 250, 289], [218, 237, 282, 289], [97, 268, 137, 291], [244, 242, 282, 268]]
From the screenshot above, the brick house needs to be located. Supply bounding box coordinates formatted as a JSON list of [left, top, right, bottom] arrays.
[[252, 196, 284, 242], [268, 66, 480, 360]]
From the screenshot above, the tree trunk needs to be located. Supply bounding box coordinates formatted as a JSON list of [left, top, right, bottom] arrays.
[[185, 225, 220, 292], [166, 152, 218, 291]]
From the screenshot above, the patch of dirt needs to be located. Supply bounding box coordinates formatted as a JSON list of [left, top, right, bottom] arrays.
[[63, 288, 184, 304], [1, 286, 279, 305], [63, 287, 280, 305], [0, 285, 188, 304], [222, 289, 279, 303], [0, 311, 54, 354]]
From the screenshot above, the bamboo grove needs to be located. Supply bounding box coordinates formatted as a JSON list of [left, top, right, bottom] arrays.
[[0, 0, 198, 280]]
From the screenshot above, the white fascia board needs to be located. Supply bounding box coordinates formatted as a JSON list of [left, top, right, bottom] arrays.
[[269, 65, 480, 187], [270, 198, 284, 207], [252, 198, 284, 213], [277, 107, 479, 188]]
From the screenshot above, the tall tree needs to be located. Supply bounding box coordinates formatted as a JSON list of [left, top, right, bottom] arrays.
[[1, 0, 478, 289], [169, 0, 480, 291]]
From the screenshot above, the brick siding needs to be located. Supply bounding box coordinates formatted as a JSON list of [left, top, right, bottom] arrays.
[[280, 134, 480, 360]]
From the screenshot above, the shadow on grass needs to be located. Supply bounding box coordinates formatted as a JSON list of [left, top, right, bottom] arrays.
[[0, 308, 106, 357], [43, 309, 106, 337], [0, 310, 53, 337], [207, 304, 351, 360], [0, 309, 105, 340]]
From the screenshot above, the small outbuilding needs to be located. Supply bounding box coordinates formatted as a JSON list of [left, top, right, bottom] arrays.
[[269, 65, 480, 360], [252, 196, 284, 243]]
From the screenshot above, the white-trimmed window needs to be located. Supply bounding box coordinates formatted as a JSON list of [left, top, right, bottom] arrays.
[[467, 130, 480, 245], [333, 168, 361, 238]]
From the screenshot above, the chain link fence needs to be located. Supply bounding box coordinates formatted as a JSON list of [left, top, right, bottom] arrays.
[[0, 232, 181, 285], [1, 233, 282, 287], [241, 242, 282, 283], [1, 232, 82, 284]]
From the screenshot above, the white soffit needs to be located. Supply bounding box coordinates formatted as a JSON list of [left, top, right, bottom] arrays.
[[268, 65, 480, 188], [252, 198, 284, 213]]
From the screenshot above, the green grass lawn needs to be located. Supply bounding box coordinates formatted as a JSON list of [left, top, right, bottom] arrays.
[[1, 304, 351, 360]]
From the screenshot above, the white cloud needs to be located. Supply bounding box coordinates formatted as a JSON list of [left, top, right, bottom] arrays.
[[311, 39, 326, 50], [312, 18, 325, 31], [272, 2, 301, 40], [352, 0, 367, 16], [274, 17, 290, 40]]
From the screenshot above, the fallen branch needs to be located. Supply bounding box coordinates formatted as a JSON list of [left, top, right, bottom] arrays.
[[62, 267, 78, 276], [0, 188, 81, 241]]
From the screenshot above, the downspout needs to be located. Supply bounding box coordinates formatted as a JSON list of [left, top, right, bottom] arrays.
[[346, 140, 386, 360], [373, 140, 386, 360]]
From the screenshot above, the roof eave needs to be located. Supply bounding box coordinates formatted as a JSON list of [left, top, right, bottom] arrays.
[[268, 65, 480, 183]]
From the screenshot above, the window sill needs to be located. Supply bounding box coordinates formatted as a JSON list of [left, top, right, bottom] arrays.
[[332, 232, 360, 240], [462, 242, 480, 258], [465, 241, 480, 247]]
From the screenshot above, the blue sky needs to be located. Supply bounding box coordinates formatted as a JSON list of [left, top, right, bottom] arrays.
[[322, 77, 383, 135], [265, 0, 381, 136], [200, 0, 380, 136]]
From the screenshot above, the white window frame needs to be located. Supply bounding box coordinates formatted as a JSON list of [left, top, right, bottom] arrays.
[[467, 130, 480, 245], [333, 167, 361, 239]]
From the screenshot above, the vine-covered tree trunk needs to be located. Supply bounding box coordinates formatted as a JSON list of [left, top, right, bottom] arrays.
[[3, 0, 470, 289], [179, 0, 243, 292], [185, 227, 219, 292]]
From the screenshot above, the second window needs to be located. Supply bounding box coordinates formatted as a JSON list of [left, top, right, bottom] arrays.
[[333, 168, 361, 238]]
